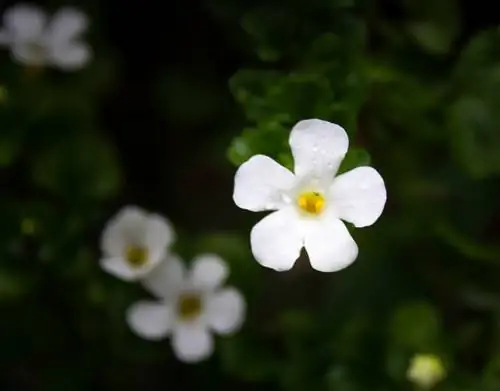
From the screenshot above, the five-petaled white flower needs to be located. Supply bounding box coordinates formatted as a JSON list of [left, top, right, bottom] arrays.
[[233, 119, 387, 272], [100, 206, 175, 281], [127, 253, 245, 363], [0, 4, 91, 70]]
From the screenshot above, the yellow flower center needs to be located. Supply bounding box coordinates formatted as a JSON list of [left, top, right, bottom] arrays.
[[177, 293, 202, 321], [125, 245, 148, 268], [297, 191, 325, 215]]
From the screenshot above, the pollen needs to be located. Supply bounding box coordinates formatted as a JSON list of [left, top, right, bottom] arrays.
[[297, 191, 325, 215], [178, 293, 202, 321], [125, 245, 148, 268]]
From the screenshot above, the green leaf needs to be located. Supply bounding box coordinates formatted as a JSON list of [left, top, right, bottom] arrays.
[[219, 335, 281, 382], [337, 147, 371, 174], [279, 310, 316, 336], [390, 302, 442, 350], [386, 349, 410, 382], [331, 311, 370, 360], [448, 29, 500, 178], [31, 132, 122, 200], [447, 96, 500, 178], [483, 354, 500, 390], [0, 133, 21, 167], [0, 269, 35, 301], [408, 22, 456, 54], [326, 366, 360, 391], [434, 219, 500, 264], [227, 134, 254, 166], [454, 29, 500, 91], [0, 85, 7, 103], [227, 119, 290, 167], [230, 69, 335, 123], [403, 0, 460, 54]]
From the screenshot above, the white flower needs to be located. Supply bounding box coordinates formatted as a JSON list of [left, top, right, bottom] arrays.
[[0, 4, 91, 70], [127, 253, 245, 363], [233, 119, 387, 272], [99, 206, 175, 281], [407, 354, 446, 389]]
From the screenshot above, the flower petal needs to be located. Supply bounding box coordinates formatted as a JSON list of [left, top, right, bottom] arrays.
[[11, 40, 48, 66], [304, 216, 358, 272], [100, 206, 148, 258], [3, 4, 46, 41], [172, 323, 213, 363], [141, 254, 185, 299], [126, 301, 172, 340], [144, 213, 175, 260], [0, 30, 10, 45], [206, 287, 245, 334], [250, 208, 303, 271], [233, 154, 295, 212], [46, 7, 88, 43], [100, 256, 138, 281], [50, 41, 91, 70], [289, 119, 349, 179], [329, 166, 387, 227], [189, 253, 228, 291]]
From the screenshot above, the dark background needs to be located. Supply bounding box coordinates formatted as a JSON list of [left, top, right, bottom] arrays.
[[1, 0, 500, 390]]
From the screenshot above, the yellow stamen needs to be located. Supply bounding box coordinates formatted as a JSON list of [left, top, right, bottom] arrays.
[[125, 245, 148, 268], [297, 191, 325, 215], [178, 293, 202, 320]]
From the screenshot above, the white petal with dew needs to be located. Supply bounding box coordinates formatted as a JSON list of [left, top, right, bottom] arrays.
[[329, 166, 387, 228], [304, 216, 358, 272], [289, 119, 349, 179], [233, 154, 295, 212], [250, 207, 303, 271]]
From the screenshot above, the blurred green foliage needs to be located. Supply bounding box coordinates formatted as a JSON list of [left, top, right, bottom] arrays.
[[1, 0, 500, 390]]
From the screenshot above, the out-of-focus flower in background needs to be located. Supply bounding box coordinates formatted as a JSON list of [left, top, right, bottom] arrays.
[[127, 253, 245, 363], [0, 4, 91, 70], [99, 206, 175, 281], [233, 118, 386, 272], [407, 353, 446, 390]]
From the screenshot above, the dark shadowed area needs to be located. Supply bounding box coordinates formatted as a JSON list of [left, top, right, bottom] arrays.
[[1, 0, 500, 390]]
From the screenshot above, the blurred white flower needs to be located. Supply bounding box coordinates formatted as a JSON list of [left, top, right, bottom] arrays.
[[407, 353, 446, 389], [0, 4, 91, 70], [127, 254, 245, 363], [233, 119, 387, 272], [100, 206, 175, 281]]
